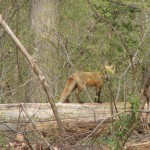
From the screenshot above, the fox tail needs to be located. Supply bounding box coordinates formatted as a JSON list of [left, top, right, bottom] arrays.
[[59, 76, 76, 103]]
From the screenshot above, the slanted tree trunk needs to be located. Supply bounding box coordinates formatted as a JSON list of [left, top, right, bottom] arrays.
[[0, 14, 65, 133]]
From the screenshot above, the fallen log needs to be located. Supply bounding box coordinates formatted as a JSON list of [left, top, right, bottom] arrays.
[[0, 102, 129, 132], [126, 141, 150, 150]]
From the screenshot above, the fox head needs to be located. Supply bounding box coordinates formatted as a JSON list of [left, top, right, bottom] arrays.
[[105, 65, 115, 75]]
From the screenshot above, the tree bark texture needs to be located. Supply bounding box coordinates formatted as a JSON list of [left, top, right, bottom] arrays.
[[27, 0, 60, 102]]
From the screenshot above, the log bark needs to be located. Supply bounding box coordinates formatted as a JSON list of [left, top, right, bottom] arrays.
[[126, 141, 150, 150], [0, 102, 129, 131], [0, 14, 65, 133]]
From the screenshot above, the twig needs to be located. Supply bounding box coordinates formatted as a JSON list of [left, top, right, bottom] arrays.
[[84, 87, 93, 103], [84, 111, 125, 140], [87, 0, 134, 69], [1, 78, 34, 97], [23, 134, 34, 150], [0, 50, 12, 61], [84, 109, 150, 141], [59, 37, 75, 68], [20, 104, 50, 148]]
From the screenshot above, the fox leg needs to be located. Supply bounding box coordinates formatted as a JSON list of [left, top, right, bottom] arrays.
[[66, 97, 70, 103], [59, 77, 76, 103], [75, 86, 84, 103], [59, 92, 71, 103], [95, 87, 102, 103], [60, 91, 74, 103]]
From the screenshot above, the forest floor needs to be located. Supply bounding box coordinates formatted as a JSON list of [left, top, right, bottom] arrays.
[[1, 123, 150, 150]]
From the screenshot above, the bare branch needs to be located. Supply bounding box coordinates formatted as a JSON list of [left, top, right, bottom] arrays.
[[87, 0, 135, 72], [0, 50, 12, 62], [21, 104, 50, 148], [0, 14, 65, 133]]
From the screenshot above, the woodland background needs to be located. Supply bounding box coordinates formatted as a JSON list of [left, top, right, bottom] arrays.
[[0, 0, 150, 149], [0, 0, 149, 104]]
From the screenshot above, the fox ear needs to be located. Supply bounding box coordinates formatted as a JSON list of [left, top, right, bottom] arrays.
[[105, 65, 115, 74]]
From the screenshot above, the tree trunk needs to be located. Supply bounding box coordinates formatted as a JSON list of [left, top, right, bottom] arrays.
[[26, 0, 59, 102]]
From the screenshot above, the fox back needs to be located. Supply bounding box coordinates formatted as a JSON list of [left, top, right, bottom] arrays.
[[72, 72, 104, 87]]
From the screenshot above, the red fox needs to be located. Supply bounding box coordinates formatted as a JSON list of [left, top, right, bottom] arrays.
[[59, 65, 115, 103]]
